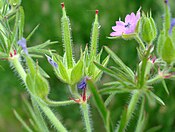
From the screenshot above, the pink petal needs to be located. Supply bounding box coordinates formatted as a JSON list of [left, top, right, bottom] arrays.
[[116, 21, 125, 26], [125, 12, 136, 24], [111, 23, 125, 36], [110, 31, 123, 36]]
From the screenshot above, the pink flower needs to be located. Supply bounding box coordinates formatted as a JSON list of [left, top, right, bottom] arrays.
[[110, 9, 141, 36]]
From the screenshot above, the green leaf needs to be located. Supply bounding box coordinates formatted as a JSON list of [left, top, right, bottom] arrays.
[[26, 24, 40, 40], [117, 91, 140, 131], [104, 93, 116, 107], [87, 79, 113, 132], [149, 91, 165, 106], [162, 80, 169, 95], [146, 125, 162, 132], [13, 110, 33, 132], [94, 61, 129, 87], [94, 55, 110, 81], [135, 98, 147, 132], [70, 59, 84, 85], [99, 87, 132, 95], [24, 98, 49, 132], [28, 40, 57, 49], [104, 46, 134, 80], [94, 61, 119, 80], [117, 107, 127, 132]]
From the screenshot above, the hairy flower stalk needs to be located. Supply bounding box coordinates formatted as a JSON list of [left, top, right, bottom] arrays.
[[77, 78, 92, 132], [10, 55, 26, 82], [81, 102, 92, 132]]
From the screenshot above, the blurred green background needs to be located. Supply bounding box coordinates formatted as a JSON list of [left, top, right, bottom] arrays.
[[1, 0, 175, 131]]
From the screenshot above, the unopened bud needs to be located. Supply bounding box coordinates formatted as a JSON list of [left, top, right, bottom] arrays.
[[141, 13, 157, 44]]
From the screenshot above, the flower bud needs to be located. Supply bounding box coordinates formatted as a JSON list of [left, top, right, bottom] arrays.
[[141, 13, 157, 44]]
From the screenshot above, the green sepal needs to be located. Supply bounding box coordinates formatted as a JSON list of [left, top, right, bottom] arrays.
[[9, 0, 21, 7], [25, 56, 50, 99], [161, 36, 175, 63], [25, 55, 36, 78], [87, 61, 96, 78], [141, 13, 157, 44], [172, 26, 175, 44], [108, 33, 137, 40], [34, 72, 50, 99], [122, 33, 137, 40], [157, 31, 165, 57], [53, 55, 69, 83], [70, 59, 84, 85]]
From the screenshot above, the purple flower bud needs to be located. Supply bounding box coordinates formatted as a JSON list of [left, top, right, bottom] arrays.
[[17, 37, 28, 55], [46, 55, 58, 68], [77, 77, 87, 90], [169, 18, 175, 34], [164, 0, 168, 4]]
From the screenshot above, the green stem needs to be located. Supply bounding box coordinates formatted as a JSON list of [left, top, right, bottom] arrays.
[[139, 45, 152, 88], [38, 101, 68, 132], [11, 55, 26, 82], [81, 102, 92, 132], [135, 35, 145, 50]]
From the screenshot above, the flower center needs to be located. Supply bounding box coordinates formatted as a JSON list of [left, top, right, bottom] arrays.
[[125, 23, 131, 28]]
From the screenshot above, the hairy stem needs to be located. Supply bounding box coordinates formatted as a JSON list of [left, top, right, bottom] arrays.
[[31, 98, 49, 132], [11, 55, 26, 82], [81, 102, 92, 132], [38, 101, 67, 132], [135, 35, 145, 50]]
